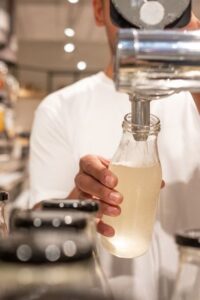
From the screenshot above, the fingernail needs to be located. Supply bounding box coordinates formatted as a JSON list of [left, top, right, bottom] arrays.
[[105, 175, 115, 187], [109, 192, 122, 204], [107, 206, 120, 216], [104, 227, 115, 237]]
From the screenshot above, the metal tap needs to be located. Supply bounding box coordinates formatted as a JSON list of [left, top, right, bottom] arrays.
[[110, 0, 200, 140]]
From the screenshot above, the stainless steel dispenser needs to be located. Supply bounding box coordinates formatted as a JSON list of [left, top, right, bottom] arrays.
[[111, 0, 200, 140]]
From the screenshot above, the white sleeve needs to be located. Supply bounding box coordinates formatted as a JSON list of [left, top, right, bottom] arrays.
[[29, 102, 78, 208]]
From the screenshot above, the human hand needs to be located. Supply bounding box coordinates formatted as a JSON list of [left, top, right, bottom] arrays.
[[74, 155, 123, 237], [72, 155, 165, 238]]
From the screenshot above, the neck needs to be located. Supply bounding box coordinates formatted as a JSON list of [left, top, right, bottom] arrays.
[[192, 93, 200, 114], [104, 60, 113, 79]]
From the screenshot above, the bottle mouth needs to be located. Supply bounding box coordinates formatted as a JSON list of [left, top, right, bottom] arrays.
[[123, 113, 161, 135]]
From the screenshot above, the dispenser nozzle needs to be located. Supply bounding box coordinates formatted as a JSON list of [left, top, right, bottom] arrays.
[[130, 95, 151, 141]]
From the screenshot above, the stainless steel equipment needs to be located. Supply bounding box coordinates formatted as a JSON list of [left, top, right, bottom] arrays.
[[172, 229, 200, 300], [111, 0, 192, 29], [0, 191, 8, 238], [0, 232, 112, 300], [111, 1, 200, 140]]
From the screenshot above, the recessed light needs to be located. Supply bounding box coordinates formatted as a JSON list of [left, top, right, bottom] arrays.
[[64, 43, 75, 53], [77, 61, 87, 71], [64, 28, 75, 37], [68, 0, 79, 4]]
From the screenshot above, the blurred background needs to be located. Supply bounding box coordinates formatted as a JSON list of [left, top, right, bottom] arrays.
[[6, 0, 111, 132], [1, 0, 200, 131], [0, 0, 199, 203]]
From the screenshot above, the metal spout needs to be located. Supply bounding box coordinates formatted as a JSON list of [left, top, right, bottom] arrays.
[[130, 95, 150, 141]]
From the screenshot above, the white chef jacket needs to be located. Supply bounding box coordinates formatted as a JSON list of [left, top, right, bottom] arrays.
[[30, 72, 200, 300]]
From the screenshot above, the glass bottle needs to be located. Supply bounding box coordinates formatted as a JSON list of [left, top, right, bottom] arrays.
[[10, 208, 97, 249], [0, 231, 113, 300], [10, 209, 90, 233], [0, 103, 10, 159], [102, 113, 162, 258], [0, 191, 8, 238], [9, 202, 112, 299], [172, 229, 200, 300], [37, 199, 99, 249]]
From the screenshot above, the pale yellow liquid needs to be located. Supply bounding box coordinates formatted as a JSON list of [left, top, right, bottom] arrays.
[[101, 163, 162, 258]]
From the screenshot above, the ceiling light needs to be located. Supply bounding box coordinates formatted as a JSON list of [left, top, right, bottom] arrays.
[[68, 0, 79, 4], [64, 28, 75, 37], [64, 43, 75, 53], [77, 61, 87, 71]]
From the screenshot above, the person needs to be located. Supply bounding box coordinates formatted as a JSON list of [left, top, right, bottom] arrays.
[[29, 1, 200, 299]]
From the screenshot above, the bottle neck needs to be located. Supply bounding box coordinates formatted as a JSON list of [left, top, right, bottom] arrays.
[[111, 113, 161, 167], [122, 113, 160, 141]]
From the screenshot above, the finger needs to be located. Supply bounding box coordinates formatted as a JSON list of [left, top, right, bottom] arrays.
[[97, 220, 115, 237], [77, 189, 92, 200], [100, 201, 121, 217], [98, 156, 110, 167], [79, 155, 118, 188], [96, 210, 103, 219], [75, 173, 123, 205]]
